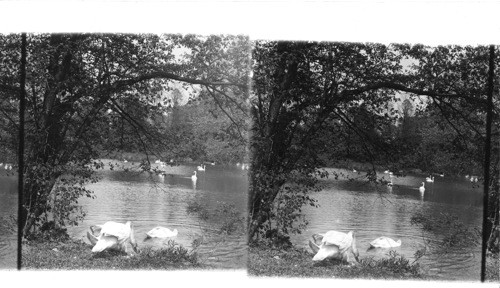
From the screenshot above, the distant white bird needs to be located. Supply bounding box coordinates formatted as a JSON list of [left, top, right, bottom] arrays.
[[191, 171, 197, 182], [308, 230, 359, 264], [123, 159, 128, 163], [352, 169, 357, 173], [438, 173, 445, 177], [419, 182, 425, 193], [370, 237, 401, 248], [86, 221, 138, 254], [465, 174, 470, 179], [426, 176, 434, 183], [197, 164, 206, 171], [236, 162, 241, 167], [384, 170, 390, 174], [155, 159, 161, 164], [470, 176, 478, 182], [146, 226, 178, 238], [209, 162, 215, 166]]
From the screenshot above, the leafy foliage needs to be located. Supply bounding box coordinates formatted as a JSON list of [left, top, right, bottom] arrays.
[[249, 41, 499, 248], [187, 201, 245, 235], [0, 34, 250, 235], [411, 212, 482, 252]]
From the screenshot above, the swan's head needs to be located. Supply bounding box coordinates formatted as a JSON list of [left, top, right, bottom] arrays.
[[194, 171, 197, 175], [173, 229, 178, 236], [396, 239, 402, 245], [312, 245, 339, 261]]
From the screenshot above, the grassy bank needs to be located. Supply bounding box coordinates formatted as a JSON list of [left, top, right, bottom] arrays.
[[486, 252, 499, 282], [248, 245, 426, 279], [23, 238, 204, 270]]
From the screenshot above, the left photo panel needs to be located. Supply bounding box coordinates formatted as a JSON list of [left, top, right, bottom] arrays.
[[0, 34, 251, 270]]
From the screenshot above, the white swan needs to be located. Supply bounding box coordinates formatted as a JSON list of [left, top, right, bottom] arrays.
[[352, 169, 357, 173], [419, 182, 425, 193], [426, 176, 434, 183], [369, 237, 401, 248], [191, 171, 197, 181], [384, 170, 389, 174], [86, 221, 138, 254], [146, 226, 178, 238], [123, 159, 128, 163], [470, 176, 478, 182], [308, 230, 359, 264], [197, 164, 206, 171]]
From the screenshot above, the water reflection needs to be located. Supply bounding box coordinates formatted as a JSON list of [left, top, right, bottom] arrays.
[[293, 168, 483, 281], [67, 164, 248, 269]]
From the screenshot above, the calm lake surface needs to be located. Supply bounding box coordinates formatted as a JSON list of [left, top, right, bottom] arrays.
[[0, 172, 17, 270], [68, 162, 248, 269], [292, 168, 483, 281]]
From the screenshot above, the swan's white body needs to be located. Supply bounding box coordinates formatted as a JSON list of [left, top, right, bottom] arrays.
[[419, 182, 425, 193], [197, 164, 206, 171], [370, 237, 401, 248], [191, 171, 197, 181], [308, 231, 359, 264], [146, 226, 178, 238], [86, 221, 138, 254], [426, 176, 434, 183], [352, 169, 357, 173]]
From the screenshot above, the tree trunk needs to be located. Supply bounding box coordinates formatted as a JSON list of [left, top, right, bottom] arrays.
[[480, 44, 495, 282]]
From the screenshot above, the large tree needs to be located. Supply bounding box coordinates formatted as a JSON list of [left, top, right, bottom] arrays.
[[249, 41, 498, 251], [0, 34, 250, 236]]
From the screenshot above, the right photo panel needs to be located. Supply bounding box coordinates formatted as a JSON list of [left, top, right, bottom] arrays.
[[248, 41, 499, 281]]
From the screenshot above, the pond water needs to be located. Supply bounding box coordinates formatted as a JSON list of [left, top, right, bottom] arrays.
[[67, 163, 248, 269], [0, 172, 17, 270], [292, 168, 483, 281]]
